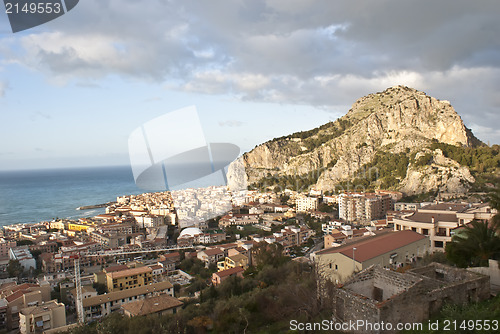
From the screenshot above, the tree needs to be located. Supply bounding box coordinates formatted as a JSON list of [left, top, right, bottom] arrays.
[[7, 259, 23, 278], [445, 220, 500, 267]]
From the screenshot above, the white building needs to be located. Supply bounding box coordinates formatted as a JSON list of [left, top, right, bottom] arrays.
[[9, 247, 36, 271], [296, 196, 319, 213]]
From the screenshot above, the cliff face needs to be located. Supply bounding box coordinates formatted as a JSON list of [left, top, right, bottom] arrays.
[[235, 86, 482, 195]]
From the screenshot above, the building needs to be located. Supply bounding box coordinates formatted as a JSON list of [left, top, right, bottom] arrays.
[[68, 286, 97, 308], [82, 281, 174, 322], [0, 239, 16, 260], [0, 282, 51, 330], [296, 196, 319, 213], [211, 267, 245, 286], [197, 248, 224, 267], [330, 263, 489, 333], [315, 230, 429, 283], [18, 300, 66, 334], [121, 294, 183, 317], [392, 202, 496, 252], [106, 266, 153, 292], [9, 247, 36, 272], [218, 213, 259, 228], [90, 231, 125, 249], [338, 193, 392, 223], [394, 202, 422, 211], [217, 253, 249, 271]]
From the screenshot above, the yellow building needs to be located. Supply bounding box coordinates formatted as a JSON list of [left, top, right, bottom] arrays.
[[67, 223, 90, 232], [315, 230, 429, 284], [106, 267, 153, 292], [217, 253, 249, 271]]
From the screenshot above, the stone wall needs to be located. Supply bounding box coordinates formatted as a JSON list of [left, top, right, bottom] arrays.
[[330, 263, 490, 334]]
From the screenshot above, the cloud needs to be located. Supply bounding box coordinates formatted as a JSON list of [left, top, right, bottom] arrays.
[[1, 0, 500, 143]]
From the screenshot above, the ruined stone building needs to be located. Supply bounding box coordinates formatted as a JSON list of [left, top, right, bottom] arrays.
[[331, 263, 489, 333]]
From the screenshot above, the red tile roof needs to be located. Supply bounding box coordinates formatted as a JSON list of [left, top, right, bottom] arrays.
[[214, 266, 245, 278], [317, 230, 427, 262]]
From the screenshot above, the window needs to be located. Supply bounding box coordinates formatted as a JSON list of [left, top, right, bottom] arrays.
[[335, 264, 338, 270]]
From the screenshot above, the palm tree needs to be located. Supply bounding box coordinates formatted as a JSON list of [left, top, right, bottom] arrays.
[[445, 220, 500, 268]]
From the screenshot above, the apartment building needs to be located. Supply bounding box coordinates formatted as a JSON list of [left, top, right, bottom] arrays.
[[106, 266, 153, 292], [0, 239, 16, 260], [0, 282, 51, 330], [82, 281, 174, 322], [19, 300, 66, 334], [296, 196, 319, 213], [338, 193, 392, 223]]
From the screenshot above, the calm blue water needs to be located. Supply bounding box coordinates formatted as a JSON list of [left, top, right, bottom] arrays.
[[0, 166, 143, 226]]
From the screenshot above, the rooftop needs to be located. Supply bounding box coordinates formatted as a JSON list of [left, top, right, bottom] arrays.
[[121, 294, 183, 316], [407, 212, 458, 224], [214, 266, 245, 278], [316, 230, 427, 262], [20, 300, 64, 316], [82, 281, 173, 308], [107, 266, 152, 279]]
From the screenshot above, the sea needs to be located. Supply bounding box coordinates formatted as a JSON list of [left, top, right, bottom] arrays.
[[0, 165, 144, 227]]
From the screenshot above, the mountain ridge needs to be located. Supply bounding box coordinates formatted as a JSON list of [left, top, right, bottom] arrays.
[[234, 86, 498, 196]]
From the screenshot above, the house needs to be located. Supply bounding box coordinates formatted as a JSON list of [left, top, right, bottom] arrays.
[[121, 294, 183, 317], [211, 267, 245, 286], [315, 230, 429, 284], [18, 300, 66, 334], [197, 248, 224, 266], [330, 263, 489, 333], [82, 281, 173, 322], [217, 253, 249, 271]]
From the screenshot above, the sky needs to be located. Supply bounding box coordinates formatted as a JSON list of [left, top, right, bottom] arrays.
[[0, 0, 499, 171]]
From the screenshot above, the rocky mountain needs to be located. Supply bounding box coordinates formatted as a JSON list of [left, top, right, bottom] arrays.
[[232, 86, 498, 196]]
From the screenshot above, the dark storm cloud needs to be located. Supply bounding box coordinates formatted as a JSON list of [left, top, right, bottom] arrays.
[[3, 0, 500, 143]]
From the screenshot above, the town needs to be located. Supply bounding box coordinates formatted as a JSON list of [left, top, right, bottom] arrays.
[[0, 186, 498, 333]]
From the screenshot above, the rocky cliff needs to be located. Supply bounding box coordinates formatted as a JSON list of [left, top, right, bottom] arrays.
[[234, 86, 485, 195]]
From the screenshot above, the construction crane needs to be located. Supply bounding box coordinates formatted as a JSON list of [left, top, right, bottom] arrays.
[[70, 255, 84, 323]]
